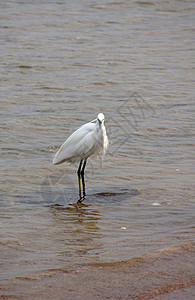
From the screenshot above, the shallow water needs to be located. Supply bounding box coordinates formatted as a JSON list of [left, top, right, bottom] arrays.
[[0, 0, 195, 297]]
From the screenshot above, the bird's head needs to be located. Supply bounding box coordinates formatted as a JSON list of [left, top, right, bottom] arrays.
[[97, 113, 105, 124]]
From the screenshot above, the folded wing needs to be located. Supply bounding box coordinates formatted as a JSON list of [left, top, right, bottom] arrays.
[[53, 122, 97, 164]]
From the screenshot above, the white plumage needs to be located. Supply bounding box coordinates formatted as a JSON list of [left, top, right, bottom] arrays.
[[53, 113, 108, 203]]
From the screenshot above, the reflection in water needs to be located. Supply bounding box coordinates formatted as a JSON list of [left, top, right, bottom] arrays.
[[49, 204, 103, 257]]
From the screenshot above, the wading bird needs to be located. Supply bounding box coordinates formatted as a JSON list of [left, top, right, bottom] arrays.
[[53, 113, 108, 203]]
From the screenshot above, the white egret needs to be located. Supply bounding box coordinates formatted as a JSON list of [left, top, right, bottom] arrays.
[[53, 113, 108, 203]]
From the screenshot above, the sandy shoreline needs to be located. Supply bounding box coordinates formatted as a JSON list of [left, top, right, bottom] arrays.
[[1, 243, 194, 299]]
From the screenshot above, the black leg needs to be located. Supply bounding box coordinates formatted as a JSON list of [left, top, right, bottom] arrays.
[[77, 160, 83, 201], [81, 159, 87, 200]]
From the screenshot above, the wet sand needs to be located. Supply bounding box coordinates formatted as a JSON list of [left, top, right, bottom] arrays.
[[1, 243, 194, 299]]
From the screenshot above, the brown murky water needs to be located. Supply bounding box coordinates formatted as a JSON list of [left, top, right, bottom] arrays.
[[0, 0, 194, 298]]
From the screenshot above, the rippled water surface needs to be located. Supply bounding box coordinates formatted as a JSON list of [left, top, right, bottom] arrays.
[[0, 0, 194, 298]]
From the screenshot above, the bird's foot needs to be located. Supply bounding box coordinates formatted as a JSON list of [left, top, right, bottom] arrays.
[[77, 195, 85, 204]]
